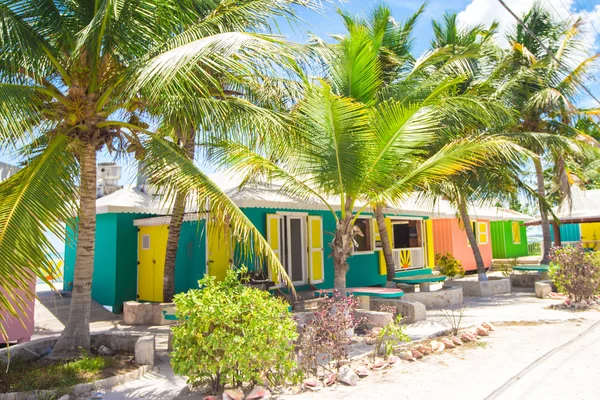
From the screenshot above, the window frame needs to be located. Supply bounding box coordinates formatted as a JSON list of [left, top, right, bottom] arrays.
[[353, 217, 375, 254]]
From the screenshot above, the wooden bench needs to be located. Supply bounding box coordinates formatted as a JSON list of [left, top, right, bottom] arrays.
[[313, 287, 405, 310], [392, 268, 446, 292], [513, 264, 551, 280]]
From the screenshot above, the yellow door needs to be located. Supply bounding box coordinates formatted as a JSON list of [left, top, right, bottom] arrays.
[[207, 221, 231, 281], [138, 225, 167, 302]]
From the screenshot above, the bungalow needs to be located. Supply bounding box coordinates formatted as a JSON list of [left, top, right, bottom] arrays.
[[65, 177, 437, 309], [489, 210, 533, 259]]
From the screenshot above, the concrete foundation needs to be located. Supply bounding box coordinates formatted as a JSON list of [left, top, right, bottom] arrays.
[[401, 287, 463, 309], [0, 333, 156, 366], [535, 280, 553, 299], [123, 301, 177, 325], [510, 273, 547, 288], [369, 299, 427, 323], [354, 309, 393, 328], [445, 277, 511, 297]]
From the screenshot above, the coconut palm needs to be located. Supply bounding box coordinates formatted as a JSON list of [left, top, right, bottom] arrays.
[[502, 3, 600, 264], [208, 8, 523, 291], [0, 0, 313, 357]]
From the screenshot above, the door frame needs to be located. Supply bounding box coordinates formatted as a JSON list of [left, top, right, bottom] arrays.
[[276, 211, 308, 285]]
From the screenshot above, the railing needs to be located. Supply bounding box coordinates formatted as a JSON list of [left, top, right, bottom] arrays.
[[582, 240, 600, 251], [527, 242, 541, 256], [392, 247, 425, 270]]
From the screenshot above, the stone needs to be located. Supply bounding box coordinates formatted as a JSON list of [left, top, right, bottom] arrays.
[[355, 366, 370, 377], [452, 336, 463, 346], [445, 277, 511, 296], [430, 340, 445, 353], [337, 365, 359, 386], [97, 345, 113, 356], [123, 301, 177, 326], [57, 395, 70, 400], [371, 358, 386, 370], [476, 326, 490, 336], [134, 335, 155, 366], [410, 348, 424, 359], [223, 389, 244, 400], [576, 300, 589, 309], [323, 372, 336, 386], [387, 355, 400, 365], [247, 386, 271, 400], [400, 350, 416, 361], [369, 299, 427, 323], [482, 322, 495, 331], [535, 280, 552, 298], [355, 309, 393, 328], [441, 338, 455, 349], [203, 396, 219, 400], [303, 377, 320, 389], [401, 287, 464, 309], [510, 273, 542, 288], [461, 332, 476, 342], [415, 344, 431, 355]]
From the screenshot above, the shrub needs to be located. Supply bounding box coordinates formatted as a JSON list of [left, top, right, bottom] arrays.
[[171, 268, 299, 392], [550, 246, 600, 303], [435, 253, 465, 278], [374, 315, 411, 358], [298, 291, 360, 376], [494, 258, 518, 277]]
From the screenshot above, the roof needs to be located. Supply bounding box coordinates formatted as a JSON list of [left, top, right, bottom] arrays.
[[526, 185, 600, 225], [0, 162, 19, 182]]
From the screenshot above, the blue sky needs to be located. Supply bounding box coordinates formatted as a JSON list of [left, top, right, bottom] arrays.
[[2, 0, 599, 186]]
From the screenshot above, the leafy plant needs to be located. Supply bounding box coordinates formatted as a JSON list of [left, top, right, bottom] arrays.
[[435, 253, 466, 279], [550, 246, 600, 303], [374, 315, 411, 358], [298, 291, 361, 376], [171, 268, 299, 392], [494, 258, 518, 277]]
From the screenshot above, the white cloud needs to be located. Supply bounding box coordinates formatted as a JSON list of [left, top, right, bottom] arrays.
[[457, 0, 599, 52]]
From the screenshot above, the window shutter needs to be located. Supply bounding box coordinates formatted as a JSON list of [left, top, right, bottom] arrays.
[[512, 222, 521, 244], [478, 222, 489, 245], [307, 216, 325, 284], [425, 219, 435, 268], [266, 214, 283, 287]]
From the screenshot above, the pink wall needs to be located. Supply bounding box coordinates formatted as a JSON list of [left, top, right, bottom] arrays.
[[0, 277, 35, 344], [432, 218, 493, 272]]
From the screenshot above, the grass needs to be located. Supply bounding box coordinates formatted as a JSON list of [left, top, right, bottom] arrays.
[[0, 354, 137, 393]]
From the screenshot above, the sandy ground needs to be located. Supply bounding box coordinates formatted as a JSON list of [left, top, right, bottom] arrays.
[[282, 318, 600, 400]]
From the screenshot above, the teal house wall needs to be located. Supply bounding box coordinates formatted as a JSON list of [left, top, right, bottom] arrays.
[[490, 220, 528, 259], [549, 223, 581, 242], [64, 212, 152, 313]]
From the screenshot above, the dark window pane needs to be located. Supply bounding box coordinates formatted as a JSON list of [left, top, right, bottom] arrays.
[[289, 219, 303, 281], [354, 219, 371, 251]]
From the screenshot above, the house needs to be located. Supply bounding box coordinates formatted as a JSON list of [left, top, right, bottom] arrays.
[[0, 162, 35, 345], [65, 177, 437, 309], [489, 210, 533, 259]]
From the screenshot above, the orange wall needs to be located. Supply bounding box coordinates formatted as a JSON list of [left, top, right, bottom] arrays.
[[432, 218, 493, 272]]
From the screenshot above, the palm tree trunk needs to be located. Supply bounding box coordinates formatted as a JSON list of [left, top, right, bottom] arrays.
[[533, 157, 552, 264], [332, 201, 354, 292], [163, 134, 195, 302], [374, 204, 395, 282], [51, 142, 97, 357], [458, 196, 488, 281]]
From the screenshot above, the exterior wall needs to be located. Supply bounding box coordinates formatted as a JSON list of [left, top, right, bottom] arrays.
[[490, 220, 528, 259], [64, 213, 152, 313], [549, 223, 581, 243], [432, 218, 493, 272], [579, 222, 600, 244], [174, 220, 207, 294], [0, 275, 35, 344]]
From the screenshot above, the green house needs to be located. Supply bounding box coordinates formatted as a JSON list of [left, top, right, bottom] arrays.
[[490, 215, 531, 259]]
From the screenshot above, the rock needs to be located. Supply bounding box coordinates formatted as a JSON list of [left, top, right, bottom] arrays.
[[323, 372, 336, 386], [387, 355, 400, 365], [223, 389, 244, 400], [302, 377, 320, 389], [482, 322, 495, 331], [476, 326, 489, 336], [452, 336, 463, 346], [410, 348, 424, 359], [90, 391, 105, 399], [355, 366, 370, 377], [247, 386, 271, 400], [337, 365, 359, 386], [576, 300, 589, 309], [400, 350, 416, 361], [461, 333, 475, 342], [415, 344, 431, 355], [371, 358, 386, 370], [430, 340, 445, 353], [441, 338, 455, 349], [57, 395, 70, 400], [203, 396, 220, 400], [97, 345, 113, 356]]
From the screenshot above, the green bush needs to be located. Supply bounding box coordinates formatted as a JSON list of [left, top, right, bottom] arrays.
[[374, 315, 411, 358], [171, 268, 299, 392], [550, 246, 600, 303], [435, 253, 465, 278]]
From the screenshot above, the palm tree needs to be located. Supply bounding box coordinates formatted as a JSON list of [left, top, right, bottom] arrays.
[[0, 0, 310, 357], [503, 4, 600, 264], [209, 8, 522, 291]]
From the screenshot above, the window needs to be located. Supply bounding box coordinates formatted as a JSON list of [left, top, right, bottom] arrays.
[[478, 222, 489, 245], [512, 221, 521, 244], [354, 218, 373, 252], [141, 234, 150, 250]]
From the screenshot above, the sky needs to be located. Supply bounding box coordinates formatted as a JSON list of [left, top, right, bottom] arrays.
[[2, 0, 600, 186]]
